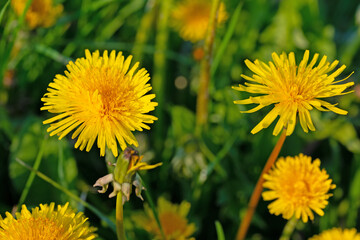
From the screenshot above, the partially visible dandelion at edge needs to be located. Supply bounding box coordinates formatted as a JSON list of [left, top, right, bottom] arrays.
[[309, 228, 360, 240], [262, 153, 336, 223], [131, 196, 196, 240], [233, 50, 354, 136], [0, 202, 97, 240], [171, 0, 227, 42], [41, 50, 158, 157], [11, 0, 63, 29]]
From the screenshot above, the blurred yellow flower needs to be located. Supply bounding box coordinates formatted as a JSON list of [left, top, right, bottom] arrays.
[[262, 154, 335, 223], [11, 0, 63, 29], [233, 50, 354, 136], [0, 202, 96, 240], [132, 197, 196, 240], [309, 228, 360, 240], [172, 0, 227, 42], [41, 50, 158, 157]]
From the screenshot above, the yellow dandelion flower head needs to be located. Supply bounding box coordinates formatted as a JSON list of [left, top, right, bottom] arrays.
[[0, 202, 97, 240], [171, 0, 227, 42], [41, 50, 158, 157], [133, 197, 196, 240], [309, 228, 360, 240], [262, 153, 336, 223], [11, 0, 63, 29], [233, 50, 354, 136]]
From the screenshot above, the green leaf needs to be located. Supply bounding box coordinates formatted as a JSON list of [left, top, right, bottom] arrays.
[[0, 0, 10, 26], [332, 122, 360, 154], [212, 2, 243, 77], [215, 221, 225, 240]]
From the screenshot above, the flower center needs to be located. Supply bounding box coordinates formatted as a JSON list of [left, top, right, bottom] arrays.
[[85, 67, 133, 118], [283, 82, 308, 104], [282, 178, 313, 206], [160, 212, 188, 236], [30, 0, 47, 13], [185, 3, 210, 25]]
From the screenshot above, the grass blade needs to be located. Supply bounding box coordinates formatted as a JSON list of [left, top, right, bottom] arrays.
[[0, 0, 33, 82], [0, 0, 10, 25], [35, 44, 72, 64], [18, 136, 46, 207], [215, 221, 225, 240], [211, 2, 243, 77], [138, 174, 166, 240], [152, 0, 173, 152], [15, 158, 117, 233]]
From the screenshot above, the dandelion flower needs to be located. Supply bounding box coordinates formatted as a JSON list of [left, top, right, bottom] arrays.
[[172, 0, 227, 42], [309, 228, 360, 240], [132, 197, 196, 240], [0, 202, 96, 240], [262, 154, 335, 223], [41, 50, 158, 157], [11, 0, 63, 29], [233, 50, 354, 136]]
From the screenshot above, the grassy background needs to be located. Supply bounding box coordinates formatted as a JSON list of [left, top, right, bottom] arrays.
[[0, 0, 360, 239]]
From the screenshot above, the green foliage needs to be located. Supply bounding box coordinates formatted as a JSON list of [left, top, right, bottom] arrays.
[[9, 117, 79, 205], [0, 0, 360, 239]]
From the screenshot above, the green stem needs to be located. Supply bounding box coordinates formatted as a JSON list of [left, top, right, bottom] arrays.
[[138, 174, 166, 240], [0, 0, 10, 25], [195, 0, 221, 133], [112, 149, 131, 240], [236, 130, 287, 240], [193, 135, 237, 200], [152, 0, 172, 152], [0, 0, 33, 83], [116, 192, 126, 240], [211, 2, 243, 77], [15, 157, 117, 232], [279, 217, 298, 240], [132, 0, 156, 62], [18, 137, 46, 207], [57, 141, 68, 189]]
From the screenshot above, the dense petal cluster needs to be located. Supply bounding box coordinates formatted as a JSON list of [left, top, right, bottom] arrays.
[[309, 228, 360, 240], [41, 50, 158, 157], [11, 0, 63, 29], [262, 154, 335, 222], [233, 50, 354, 136], [0, 203, 96, 240], [132, 197, 196, 240], [171, 0, 227, 42]]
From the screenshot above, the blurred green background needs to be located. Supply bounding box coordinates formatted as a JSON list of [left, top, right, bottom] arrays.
[[0, 0, 360, 239]]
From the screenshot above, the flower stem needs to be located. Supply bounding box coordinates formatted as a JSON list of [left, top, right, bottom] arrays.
[[280, 217, 298, 240], [15, 157, 117, 232], [138, 174, 166, 240], [0, 0, 33, 83], [152, 0, 172, 152], [116, 192, 126, 240], [195, 0, 221, 132], [132, 1, 156, 63], [113, 149, 131, 240], [236, 129, 287, 240], [18, 136, 46, 207]]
